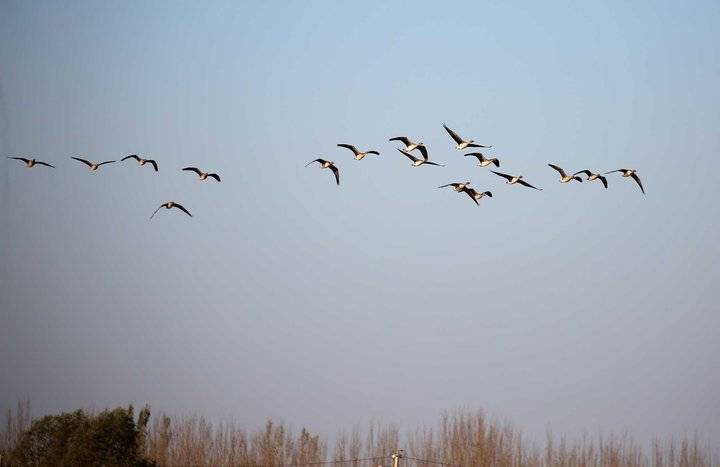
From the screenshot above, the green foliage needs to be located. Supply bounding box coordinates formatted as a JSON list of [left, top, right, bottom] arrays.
[[10, 405, 154, 467]]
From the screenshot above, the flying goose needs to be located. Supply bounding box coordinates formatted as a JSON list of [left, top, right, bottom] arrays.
[[182, 167, 221, 182], [490, 170, 542, 190], [150, 201, 192, 219], [7, 156, 55, 168], [548, 164, 583, 183], [337, 144, 379, 161], [464, 152, 500, 167], [388, 136, 428, 159], [605, 169, 644, 194], [573, 170, 608, 188], [121, 154, 158, 171], [306, 158, 340, 185], [71, 156, 115, 171], [438, 181, 471, 192], [443, 123, 491, 150], [397, 148, 444, 167], [462, 187, 493, 205]]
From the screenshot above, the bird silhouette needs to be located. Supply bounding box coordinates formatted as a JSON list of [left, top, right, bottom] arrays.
[[443, 123, 491, 150], [71, 157, 115, 171], [605, 169, 644, 194], [306, 159, 340, 185], [150, 201, 192, 219], [182, 167, 221, 182], [490, 170, 542, 190], [121, 154, 158, 171], [7, 156, 55, 168]]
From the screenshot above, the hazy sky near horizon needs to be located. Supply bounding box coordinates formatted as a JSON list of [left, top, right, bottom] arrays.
[[1, 0, 719, 447]]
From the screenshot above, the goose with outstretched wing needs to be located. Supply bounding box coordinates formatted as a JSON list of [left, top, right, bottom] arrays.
[[461, 187, 493, 205], [438, 181, 471, 192], [7, 156, 55, 168], [306, 158, 340, 185], [388, 136, 428, 160], [490, 170, 542, 190], [548, 164, 582, 183], [465, 152, 499, 167], [397, 148, 444, 167], [121, 154, 158, 171], [605, 169, 644, 194], [337, 144, 379, 161], [573, 170, 608, 188], [182, 167, 221, 182], [150, 201, 192, 219], [71, 156, 115, 171], [443, 123, 491, 150]]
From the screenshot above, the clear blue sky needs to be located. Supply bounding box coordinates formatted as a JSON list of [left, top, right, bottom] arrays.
[[1, 0, 718, 446]]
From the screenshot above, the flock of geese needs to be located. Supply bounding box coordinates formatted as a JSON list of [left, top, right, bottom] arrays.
[[6, 155, 221, 218], [306, 123, 645, 204], [7, 122, 645, 218]]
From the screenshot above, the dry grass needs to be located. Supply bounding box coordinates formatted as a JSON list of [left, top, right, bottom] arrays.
[[0, 402, 715, 467]]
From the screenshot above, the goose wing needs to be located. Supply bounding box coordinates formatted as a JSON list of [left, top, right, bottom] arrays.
[[182, 167, 203, 176], [147, 159, 159, 171], [8, 156, 31, 163], [573, 169, 592, 177], [462, 188, 479, 205], [464, 152, 483, 161], [97, 160, 116, 167], [337, 144, 360, 155], [365, 150, 380, 156], [389, 136, 411, 146], [598, 175, 608, 188], [490, 170, 514, 182], [465, 142, 491, 149], [482, 191, 493, 197], [329, 163, 340, 185], [416, 144, 428, 160], [517, 179, 542, 190], [305, 158, 325, 167], [35, 161, 55, 168], [172, 203, 193, 217], [605, 169, 628, 174], [630, 172, 644, 194], [149, 204, 163, 219], [423, 161, 444, 167], [208, 173, 221, 182], [121, 154, 140, 162], [548, 164, 567, 177], [443, 123, 464, 144], [397, 148, 419, 162], [489, 158, 500, 167], [438, 183, 459, 189], [71, 156, 93, 167]]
